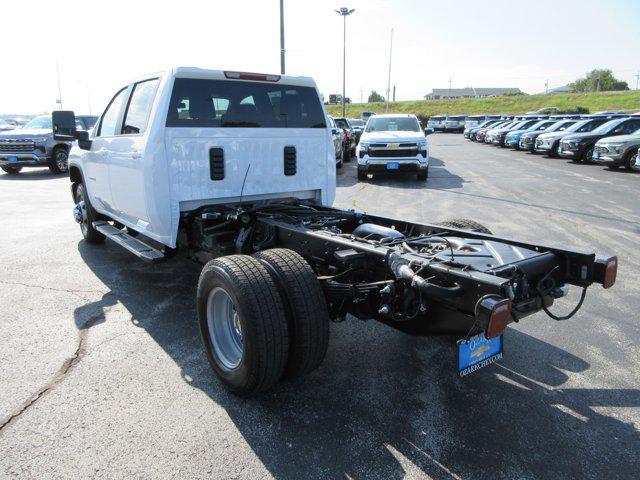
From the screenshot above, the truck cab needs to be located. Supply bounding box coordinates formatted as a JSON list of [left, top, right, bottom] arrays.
[[63, 67, 335, 248]]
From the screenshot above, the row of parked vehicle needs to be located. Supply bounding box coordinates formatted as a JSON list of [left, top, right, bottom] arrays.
[[460, 112, 640, 171]]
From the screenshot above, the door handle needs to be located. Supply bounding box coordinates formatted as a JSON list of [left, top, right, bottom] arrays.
[[131, 151, 141, 160]]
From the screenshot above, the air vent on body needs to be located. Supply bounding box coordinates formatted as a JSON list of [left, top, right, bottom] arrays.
[[209, 147, 224, 180], [284, 146, 296, 176]]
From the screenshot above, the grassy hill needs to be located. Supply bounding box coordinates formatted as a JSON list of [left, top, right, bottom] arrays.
[[325, 90, 640, 118]]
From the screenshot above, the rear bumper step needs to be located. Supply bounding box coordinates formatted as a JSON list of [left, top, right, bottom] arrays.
[[93, 221, 166, 263]]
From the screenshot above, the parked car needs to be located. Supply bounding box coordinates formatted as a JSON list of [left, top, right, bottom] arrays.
[[347, 118, 365, 145], [327, 116, 347, 168], [487, 119, 541, 146], [333, 117, 356, 156], [559, 117, 640, 162], [465, 120, 501, 140], [534, 118, 610, 156], [477, 121, 514, 142], [464, 115, 499, 130], [593, 129, 640, 170], [356, 114, 432, 181], [0, 114, 95, 175], [427, 115, 446, 131], [0, 119, 16, 132], [443, 115, 467, 133], [519, 119, 578, 152], [504, 120, 556, 149]]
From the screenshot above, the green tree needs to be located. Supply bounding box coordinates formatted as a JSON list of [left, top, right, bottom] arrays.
[[570, 69, 629, 92], [368, 90, 384, 103]]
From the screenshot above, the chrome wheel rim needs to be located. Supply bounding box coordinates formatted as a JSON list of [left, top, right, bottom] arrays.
[[206, 287, 243, 370], [56, 151, 68, 172], [77, 192, 89, 237]]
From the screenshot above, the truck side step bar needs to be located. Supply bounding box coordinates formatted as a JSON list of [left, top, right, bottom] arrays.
[[93, 221, 166, 263]]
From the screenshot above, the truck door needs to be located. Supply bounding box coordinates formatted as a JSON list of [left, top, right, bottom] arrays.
[[107, 78, 160, 229], [84, 87, 129, 215]]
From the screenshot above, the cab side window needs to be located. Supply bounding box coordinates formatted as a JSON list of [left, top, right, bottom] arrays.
[[122, 79, 159, 135], [98, 88, 128, 137]]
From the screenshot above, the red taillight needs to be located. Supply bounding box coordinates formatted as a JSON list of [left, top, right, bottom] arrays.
[[486, 299, 513, 339], [603, 256, 617, 289], [224, 71, 281, 82]]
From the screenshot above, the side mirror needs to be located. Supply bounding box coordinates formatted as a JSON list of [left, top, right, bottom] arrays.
[[424, 127, 435, 136], [76, 130, 92, 150], [52, 111, 77, 141], [332, 128, 340, 135]]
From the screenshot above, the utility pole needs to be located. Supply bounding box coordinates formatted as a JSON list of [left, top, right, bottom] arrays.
[[393, 85, 396, 102], [86, 83, 92, 115], [386, 28, 394, 112], [335, 7, 355, 117], [279, 0, 285, 74], [635, 71, 640, 91], [360, 87, 363, 104], [545, 79, 549, 94], [55, 61, 63, 110], [448, 76, 452, 98]]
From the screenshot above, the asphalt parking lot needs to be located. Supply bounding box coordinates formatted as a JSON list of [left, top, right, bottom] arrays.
[[1, 133, 639, 479]]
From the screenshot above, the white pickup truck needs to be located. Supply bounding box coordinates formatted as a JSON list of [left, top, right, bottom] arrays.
[[53, 67, 617, 396]]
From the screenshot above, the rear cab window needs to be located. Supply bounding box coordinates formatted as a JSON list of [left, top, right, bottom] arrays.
[[166, 78, 326, 128]]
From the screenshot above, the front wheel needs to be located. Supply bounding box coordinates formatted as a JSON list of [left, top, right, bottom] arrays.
[[357, 167, 367, 180], [342, 145, 351, 163], [49, 148, 69, 174], [580, 146, 594, 163], [417, 168, 428, 181], [624, 148, 638, 171], [197, 255, 289, 396], [1, 165, 22, 174], [75, 183, 105, 244]]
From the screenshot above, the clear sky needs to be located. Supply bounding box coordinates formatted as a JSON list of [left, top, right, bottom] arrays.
[[2, 0, 639, 115]]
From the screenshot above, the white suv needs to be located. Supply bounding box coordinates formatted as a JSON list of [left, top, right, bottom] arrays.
[[356, 114, 432, 181]]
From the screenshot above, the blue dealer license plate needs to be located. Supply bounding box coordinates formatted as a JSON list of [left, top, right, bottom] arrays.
[[458, 333, 503, 377], [7, 156, 17, 162], [593, 152, 600, 159], [387, 163, 399, 170]]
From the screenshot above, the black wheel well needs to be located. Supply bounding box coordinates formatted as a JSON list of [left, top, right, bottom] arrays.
[[53, 143, 69, 154], [69, 166, 82, 200]]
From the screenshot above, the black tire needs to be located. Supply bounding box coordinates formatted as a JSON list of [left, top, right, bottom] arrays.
[[49, 147, 69, 174], [1, 165, 22, 174], [623, 148, 638, 171], [336, 158, 343, 169], [253, 249, 330, 379], [437, 218, 493, 234], [417, 168, 428, 181], [75, 183, 106, 243], [197, 255, 289, 396], [581, 146, 594, 163], [357, 168, 367, 180], [342, 144, 350, 163]]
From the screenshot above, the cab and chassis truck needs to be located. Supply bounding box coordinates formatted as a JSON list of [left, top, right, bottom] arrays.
[[53, 67, 618, 396]]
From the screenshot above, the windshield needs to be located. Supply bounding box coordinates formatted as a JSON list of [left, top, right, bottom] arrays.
[[545, 120, 576, 132], [334, 118, 349, 129], [429, 116, 445, 121], [166, 78, 326, 128], [348, 119, 364, 127], [366, 116, 420, 132], [24, 116, 52, 129], [446, 116, 465, 121], [0, 119, 10, 126], [591, 119, 624, 135]]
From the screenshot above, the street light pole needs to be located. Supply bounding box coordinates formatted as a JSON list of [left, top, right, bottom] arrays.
[[279, 0, 285, 74], [386, 28, 394, 112], [335, 7, 355, 117]]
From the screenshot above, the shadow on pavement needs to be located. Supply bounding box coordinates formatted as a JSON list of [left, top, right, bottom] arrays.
[[75, 241, 640, 479], [0, 168, 64, 181]]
